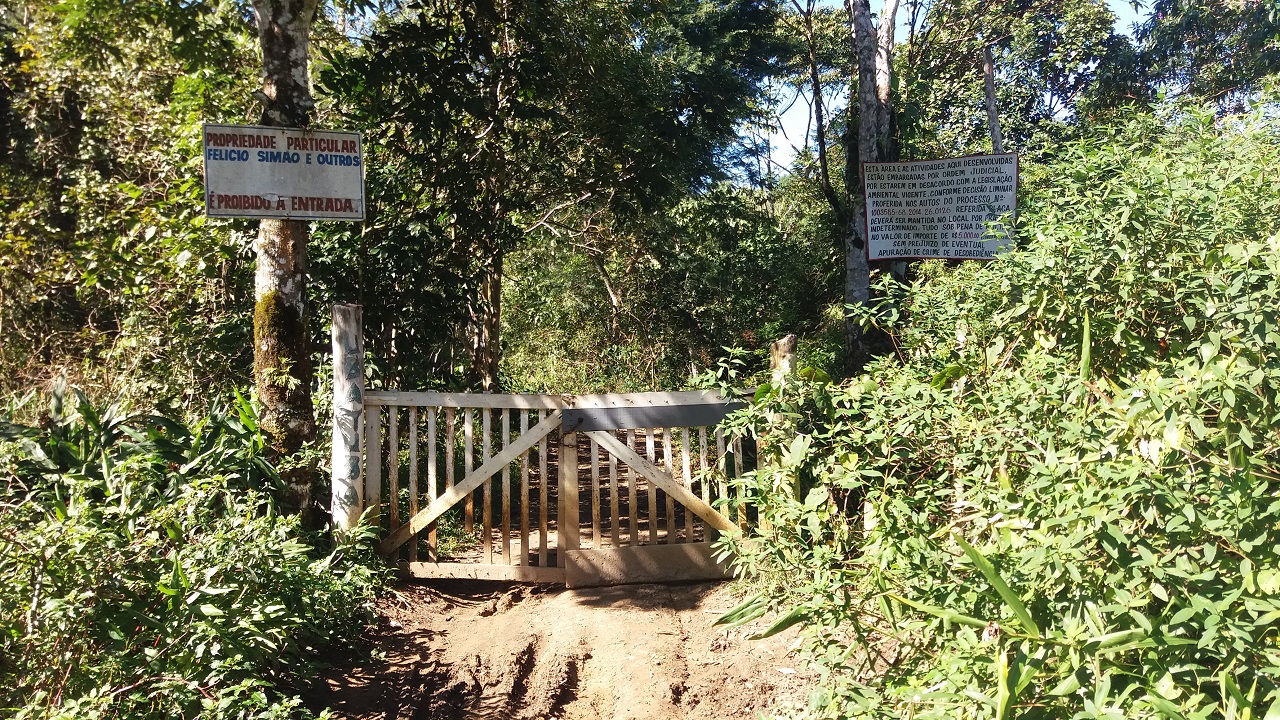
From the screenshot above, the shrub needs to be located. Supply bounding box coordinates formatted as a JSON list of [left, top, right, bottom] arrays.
[[0, 382, 387, 719], [720, 100, 1280, 718]]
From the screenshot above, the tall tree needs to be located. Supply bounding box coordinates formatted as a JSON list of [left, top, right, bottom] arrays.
[[894, 0, 1126, 157], [251, 0, 320, 518], [0, 0, 261, 404], [317, 0, 781, 391], [791, 0, 898, 375], [843, 0, 899, 375], [1137, 0, 1279, 111]]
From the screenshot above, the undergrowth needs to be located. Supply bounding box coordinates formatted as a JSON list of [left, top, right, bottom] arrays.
[[0, 382, 389, 719], [718, 101, 1280, 718]]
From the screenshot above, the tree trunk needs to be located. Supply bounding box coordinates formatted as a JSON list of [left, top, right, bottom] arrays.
[[983, 45, 1004, 154], [251, 0, 319, 521], [843, 0, 899, 377], [470, 251, 503, 392]]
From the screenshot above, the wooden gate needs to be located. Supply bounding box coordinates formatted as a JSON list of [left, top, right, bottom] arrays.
[[329, 305, 752, 587]]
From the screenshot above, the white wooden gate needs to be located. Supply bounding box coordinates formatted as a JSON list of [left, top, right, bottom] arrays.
[[330, 305, 752, 587]]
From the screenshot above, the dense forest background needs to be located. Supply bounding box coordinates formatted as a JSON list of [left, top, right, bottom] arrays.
[[2, 0, 1279, 717], [6, 0, 1275, 407]]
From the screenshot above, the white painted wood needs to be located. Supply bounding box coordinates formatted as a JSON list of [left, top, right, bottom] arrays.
[[388, 407, 399, 533], [625, 429, 638, 547], [715, 429, 727, 501], [366, 391, 564, 409], [482, 409, 493, 565], [408, 407, 418, 563], [365, 406, 382, 527], [645, 430, 658, 545], [663, 427, 675, 543], [501, 408, 511, 565], [400, 561, 565, 584], [538, 411, 549, 567], [699, 427, 710, 504], [590, 438, 601, 548], [564, 542, 733, 589], [378, 411, 562, 555], [587, 431, 738, 534], [365, 389, 741, 410], [608, 444, 619, 548], [330, 304, 363, 532], [566, 390, 738, 409], [464, 407, 474, 531], [681, 427, 694, 542], [734, 437, 746, 528], [426, 407, 438, 559], [519, 411, 530, 566], [558, 431, 579, 567]]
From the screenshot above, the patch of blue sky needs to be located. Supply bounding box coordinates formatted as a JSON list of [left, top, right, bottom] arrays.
[[764, 0, 1148, 173]]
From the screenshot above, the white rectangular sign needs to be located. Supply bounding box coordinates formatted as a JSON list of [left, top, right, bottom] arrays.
[[864, 154, 1017, 260], [203, 124, 365, 221]]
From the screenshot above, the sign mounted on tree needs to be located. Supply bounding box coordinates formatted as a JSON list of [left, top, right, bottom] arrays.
[[202, 124, 365, 221], [864, 154, 1017, 261]]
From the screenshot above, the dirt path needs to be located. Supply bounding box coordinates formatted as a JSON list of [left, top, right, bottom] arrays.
[[304, 580, 816, 720]]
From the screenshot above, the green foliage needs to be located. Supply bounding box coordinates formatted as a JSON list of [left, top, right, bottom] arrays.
[[894, 0, 1133, 158], [0, 0, 261, 407], [1137, 0, 1280, 111], [314, 0, 784, 389], [722, 100, 1280, 718], [502, 183, 842, 392], [0, 383, 387, 719]]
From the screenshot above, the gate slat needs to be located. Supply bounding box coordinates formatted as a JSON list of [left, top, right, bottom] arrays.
[[590, 438, 601, 548], [408, 407, 418, 563], [663, 427, 676, 543], [388, 406, 400, 534], [734, 437, 746, 528], [365, 407, 382, 527], [626, 430, 637, 546], [519, 411, 530, 566], [645, 430, 658, 545], [482, 410, 493, 565], [445, 408, 456, 495], [426, 407, 438, 560], [538, 410, 549, 567], [464, 408, 474, 531], [715, 429, 727, 502], [608, 445, 620, 548], [681, 427, 694, 542], [699, 427, 710, 504], [501, 408, 511, 565]]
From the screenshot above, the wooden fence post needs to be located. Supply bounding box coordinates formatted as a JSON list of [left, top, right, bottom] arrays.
[[769, 333, 797, 385], [331, 303, 365, 532], [558, 430, 579, 567]]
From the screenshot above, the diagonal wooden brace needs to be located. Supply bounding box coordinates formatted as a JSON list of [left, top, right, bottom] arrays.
[[585, 430, 739, 535], [379, 410, 562, 556]]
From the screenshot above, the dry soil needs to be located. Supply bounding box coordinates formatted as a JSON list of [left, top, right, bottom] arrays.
[[303, 580, 817, 720]]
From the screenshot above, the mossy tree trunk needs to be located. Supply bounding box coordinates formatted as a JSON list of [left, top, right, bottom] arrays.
[[251, 0, 319, 521]]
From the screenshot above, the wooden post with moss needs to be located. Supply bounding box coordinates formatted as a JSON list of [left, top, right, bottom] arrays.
[[331, 304, 364, 532]]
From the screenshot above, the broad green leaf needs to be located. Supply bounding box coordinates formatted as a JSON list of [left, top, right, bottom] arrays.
[[886, 594, 989, 629], [952, 532, 1041, 636], [752, 606, 807, 639]]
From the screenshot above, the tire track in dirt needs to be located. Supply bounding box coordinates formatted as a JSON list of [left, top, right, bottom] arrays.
[[304, 581, 816, 720]]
